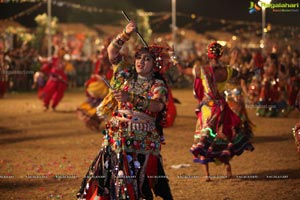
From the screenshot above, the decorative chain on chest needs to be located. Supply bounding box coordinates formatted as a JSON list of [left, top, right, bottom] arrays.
[[130, 78, 153, 94]]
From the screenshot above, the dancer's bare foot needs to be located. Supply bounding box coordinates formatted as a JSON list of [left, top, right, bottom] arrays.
[[226, 171, 232, 179], [201, 161, 211, 182], [204, 175, 211, 182], [225, 163, 232, 179], [43, 106, 48, 112]]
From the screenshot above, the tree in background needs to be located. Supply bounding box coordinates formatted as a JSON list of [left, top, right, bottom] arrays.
[[136, 9, 152, 43], [33, 13, 58, 55]]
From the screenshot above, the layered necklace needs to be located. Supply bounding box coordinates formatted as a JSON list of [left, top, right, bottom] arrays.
[[129, 74, 154, 95]]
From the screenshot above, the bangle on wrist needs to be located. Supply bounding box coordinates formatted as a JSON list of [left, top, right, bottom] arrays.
[[123, 28, 131, 38], [112, 37, 125, 50], [120, 31, 130, 41]]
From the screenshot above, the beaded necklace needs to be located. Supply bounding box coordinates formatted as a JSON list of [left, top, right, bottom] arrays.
[[129, 74, 154, 95]]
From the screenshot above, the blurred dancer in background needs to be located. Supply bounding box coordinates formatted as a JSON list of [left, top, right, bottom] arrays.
[[0, 51, 9, 98], [77, 38, 112, 131], [42, 51, 68, 111]]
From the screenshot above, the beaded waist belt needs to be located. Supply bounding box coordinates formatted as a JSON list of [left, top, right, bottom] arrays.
[[116, 109, 155, 122], [110, 116, 155, 132]]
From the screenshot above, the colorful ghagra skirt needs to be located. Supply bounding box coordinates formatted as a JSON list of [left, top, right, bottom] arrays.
[[190, 102, 254, 164], [77, 116, 173, 200]]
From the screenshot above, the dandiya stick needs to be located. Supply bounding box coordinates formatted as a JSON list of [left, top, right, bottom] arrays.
[[122, 10, 149, 48]]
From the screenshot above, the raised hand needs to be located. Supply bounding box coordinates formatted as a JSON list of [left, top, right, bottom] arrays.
[[124, 20, 137, 36]]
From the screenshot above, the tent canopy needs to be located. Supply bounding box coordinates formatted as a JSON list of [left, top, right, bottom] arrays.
[[57, 23, 98, 37], [0, 20, 28, 33], [93, 24, 121, 37]]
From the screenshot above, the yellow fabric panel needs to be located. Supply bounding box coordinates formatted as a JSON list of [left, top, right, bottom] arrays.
[[226, 67, 234, 81], [217, 82, 227, 92], [201, 105, 212, 125], [96, 92, 117, 118], [97, 60, 130, 118], [78, 102, 96, 116], [200, 68, 209, 94], [86, 81, 109, 98], [217, 67, 233, 92]]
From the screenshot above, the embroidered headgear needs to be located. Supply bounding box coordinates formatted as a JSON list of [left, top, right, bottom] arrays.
[[207, 42, 223, 59], [135, 45, 173, 73]]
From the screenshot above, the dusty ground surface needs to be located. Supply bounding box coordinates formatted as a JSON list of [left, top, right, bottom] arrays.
[[0, 89, 300, 200]]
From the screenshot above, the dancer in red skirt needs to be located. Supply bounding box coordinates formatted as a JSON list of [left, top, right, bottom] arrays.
[[42, 56, 67, 111], [190, 42, 254, 181]]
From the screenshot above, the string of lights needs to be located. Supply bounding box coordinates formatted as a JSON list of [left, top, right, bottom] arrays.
[[0, 0, 298, 32], [0, 2, 43, 22]]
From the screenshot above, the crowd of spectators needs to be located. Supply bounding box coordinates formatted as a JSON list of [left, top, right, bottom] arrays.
[[1, 32, 299, 114]]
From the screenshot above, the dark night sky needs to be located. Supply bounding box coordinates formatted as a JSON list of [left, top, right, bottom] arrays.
[[132, 0, 300, 26], [0, 0, 299, 29]]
